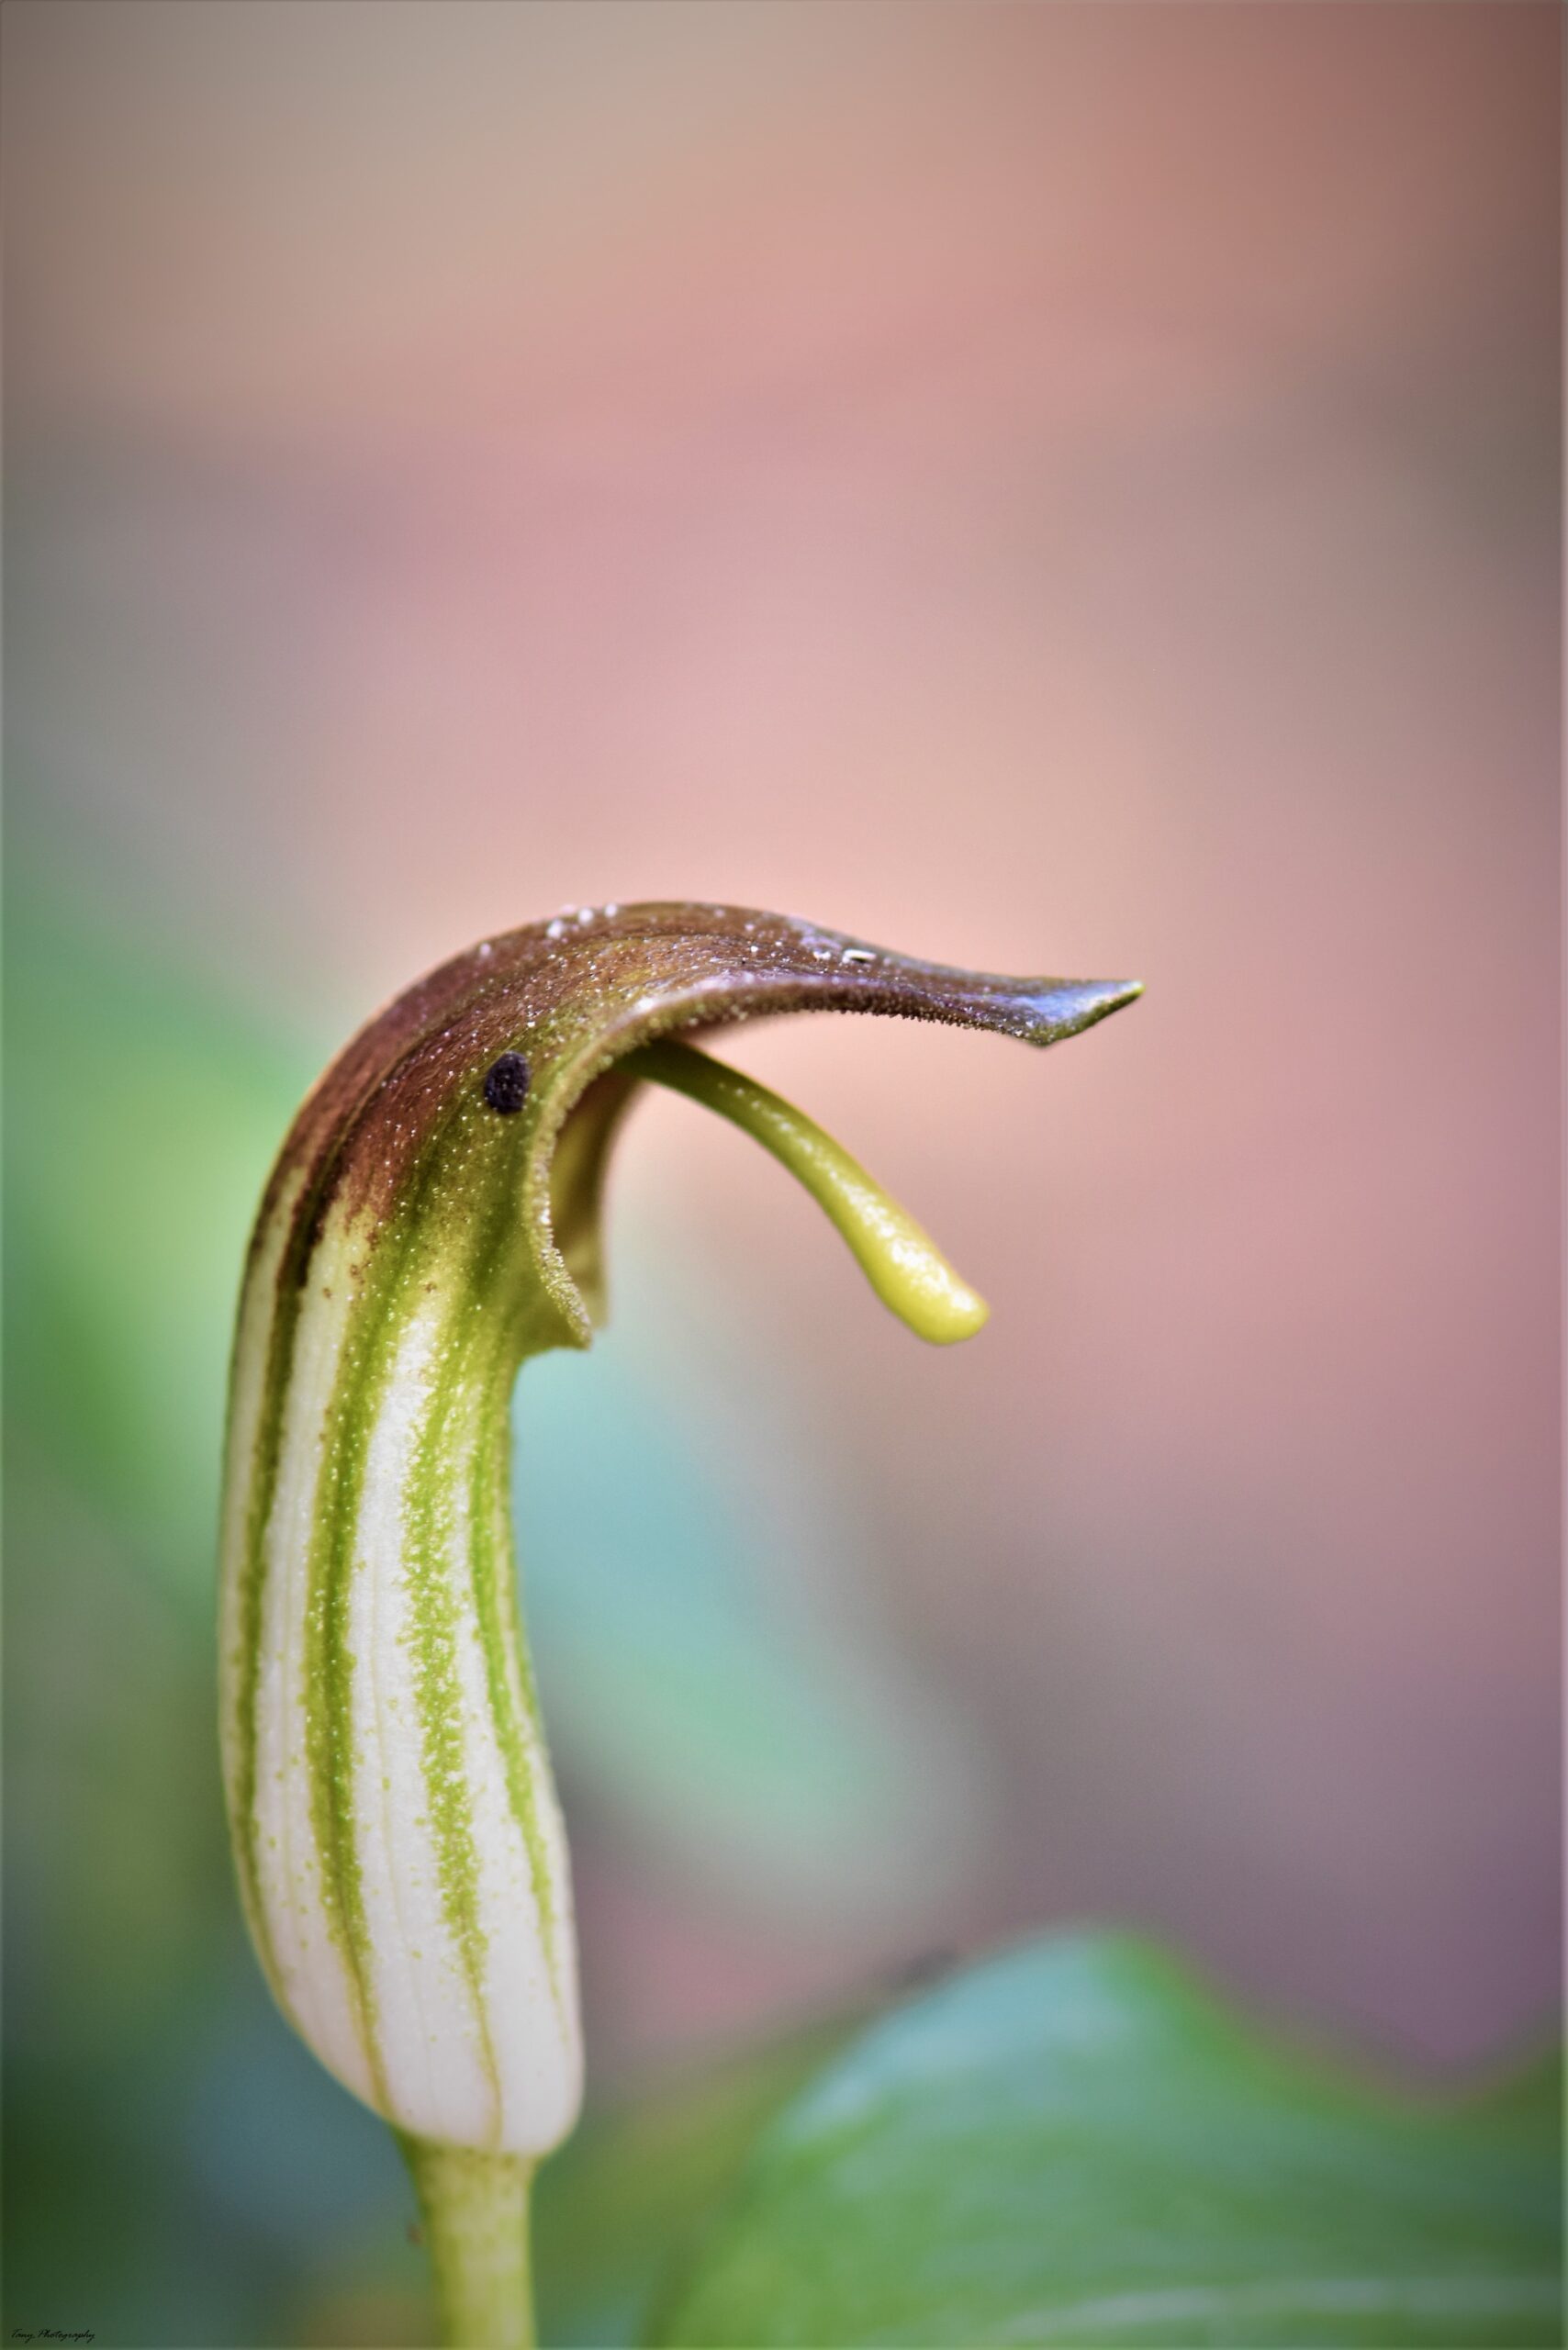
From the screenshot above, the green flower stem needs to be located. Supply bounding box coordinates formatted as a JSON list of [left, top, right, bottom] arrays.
[[400, 2136, 537, 2350]]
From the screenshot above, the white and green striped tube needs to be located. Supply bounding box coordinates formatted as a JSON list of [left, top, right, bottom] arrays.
[[218, 1147, 582, 2158], [216, 902, 1139, 2344]]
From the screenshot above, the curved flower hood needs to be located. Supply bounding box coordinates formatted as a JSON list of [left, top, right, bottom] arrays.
[[218, 902, 1138, 2158]]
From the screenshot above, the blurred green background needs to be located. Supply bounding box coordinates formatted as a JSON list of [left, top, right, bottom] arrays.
[[5, 5, 1560, 2344]]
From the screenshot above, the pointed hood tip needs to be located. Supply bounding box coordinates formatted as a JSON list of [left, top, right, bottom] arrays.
[[1019, 976, 1144, 1044]]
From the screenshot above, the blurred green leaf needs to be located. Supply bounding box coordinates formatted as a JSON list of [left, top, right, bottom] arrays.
[[653, 1934, 1562, 2348], [5, 887, 308, 1598], [534, 2003, 873, 2347]]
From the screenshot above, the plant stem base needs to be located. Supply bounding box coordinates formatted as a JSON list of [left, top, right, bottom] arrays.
[[399, 2134, 537, 2350]]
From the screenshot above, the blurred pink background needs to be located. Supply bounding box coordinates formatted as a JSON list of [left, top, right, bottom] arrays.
[[8, 1, 1559, 2076]]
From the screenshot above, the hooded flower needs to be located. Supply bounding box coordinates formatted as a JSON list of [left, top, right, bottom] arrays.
[[218, 902, 1138, 2158]]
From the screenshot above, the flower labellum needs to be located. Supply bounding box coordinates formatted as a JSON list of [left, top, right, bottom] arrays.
[[217, 902, 1139, 2344]]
